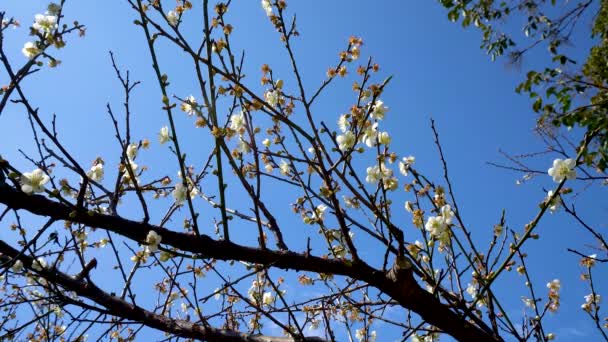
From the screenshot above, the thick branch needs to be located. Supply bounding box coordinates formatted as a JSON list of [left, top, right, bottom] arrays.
[[0, 186, 498, 341], [0, 241, 325, 342]]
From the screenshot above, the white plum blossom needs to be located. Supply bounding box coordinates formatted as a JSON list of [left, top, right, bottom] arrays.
[[365, 163, 392, 184], [466, 283, 478, 299], [355, 329, 365, 342], [355, 329, 377, 342], [159, 126, 171, 144], [522, 297, 536, 309], [264, 89, 281, 108], [545, 190, 562, 213], [237, 138, 251, 154], [262, 291, 274, 305], [181, 95, 198, 115], [262, 138, 271, 148], [378, 131, 391, 145], [279, 160, 290, 175], [582, 293, 601, 312], [337, 115, 350, 132], [264, 164, 274, 173], [336, 131, 356, 151], [399, 156, 415, 176], [343, 196, 360, 209], [261, 0, 273, 17], [87, 163, 104, 182], [230, 111, 246, 132], [145, 230, 162, 253], [547, 279, 561, 291], [189, 185, 199, 199], [440, 205, 455, 224], [425, 216, 448, 242], [547, 158, 576, 183], [425, 205, 454, 243], [383, 177, 399, 191], [370, 99, 388, 120], [32, 257, 48, 271], [166, 10, 179, 27], [32, 14, 57, 35], [22, 42, 41, 59], [173, 183, 188, 204], [126, 143, 138, 160], [11, 260, 24, 273], [360, 123, 378, 147], [311, 204, 328, 221], [405, 201, 414, 213], [20, 169, 50, 194]]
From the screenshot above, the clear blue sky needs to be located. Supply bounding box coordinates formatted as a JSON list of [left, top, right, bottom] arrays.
[[1, 1, 605, 341]]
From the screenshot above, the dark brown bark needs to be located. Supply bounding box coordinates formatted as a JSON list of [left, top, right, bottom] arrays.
[[0, 186, 498, 341]]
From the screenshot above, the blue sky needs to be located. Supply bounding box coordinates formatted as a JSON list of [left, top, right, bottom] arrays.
[[1, 1, 606, 341]]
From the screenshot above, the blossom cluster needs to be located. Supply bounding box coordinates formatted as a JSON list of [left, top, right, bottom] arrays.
[[581, 293, 601, 312], [424, 205, 455, 245], [546, 279, 561, 312]]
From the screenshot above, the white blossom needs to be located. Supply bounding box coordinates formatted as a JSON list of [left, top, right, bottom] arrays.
[[466, 283, 477, 299], [32, 14, 57, 35], [87, 163, 104, 182], [547, 279, 561, 292], [230, 111, 246, 133], [383, 177, 398, 191], [22, 41, 41, 59], [378, 131, 391, 145], [261, 0, 273, 17], [548, 158, 576, 183], [126, 143, 138, 161], [360, 123, 378, 147], [425, 216, 449, 243], [262, 138, 271, 148], [364, 170, 379, 186], [337, 115, 350, 132], [311, 204, 328, 221], [32, 257, 47, 271], [237, 138, 251, 154], [355, 328, 365, 342], [582, 293, 601, 312], [181, 95, 198, 115], [264, 89, 281, 108], [173, 183, 188, 204], [145, 230, 162, 253], [545, 190, 562, 213], [399, 156, 415, 176], [11, 260, 24, 273], [370, 99, 388, 120], [262, 291, 274, 306], [159, 126, 171, 144], [405, 201, 414, 213], [522, 297, 536, 309], [440, 204, 455, 224], [343, 196, 360, 209], [279, 160, 290, 175], [20, 169, 50, 194], [166, 10, 179, 27], [366, 163, 392, 184], [336, 131, 356, 151]]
